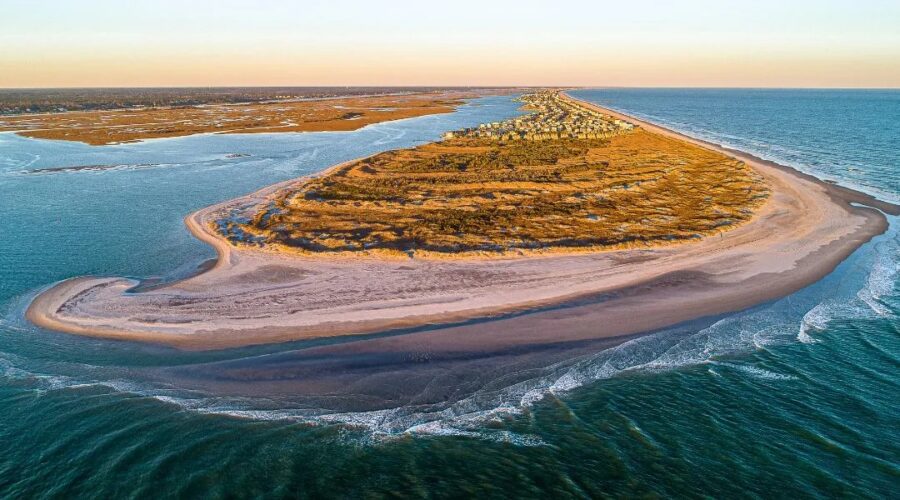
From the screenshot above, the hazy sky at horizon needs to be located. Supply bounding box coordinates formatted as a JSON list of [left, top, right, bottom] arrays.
[[2, 0, 898, 88]]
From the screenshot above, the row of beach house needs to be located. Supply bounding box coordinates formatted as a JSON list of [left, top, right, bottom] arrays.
[[443, 91, 635, 142]]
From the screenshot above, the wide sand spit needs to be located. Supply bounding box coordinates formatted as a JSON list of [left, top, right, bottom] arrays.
[[26, 92, 899, 351]]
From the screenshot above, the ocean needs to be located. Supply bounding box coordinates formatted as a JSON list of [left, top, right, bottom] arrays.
[[1, 89, 897, 498]]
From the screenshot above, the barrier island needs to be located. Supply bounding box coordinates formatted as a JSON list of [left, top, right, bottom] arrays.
[[27, 90, 894, 350]]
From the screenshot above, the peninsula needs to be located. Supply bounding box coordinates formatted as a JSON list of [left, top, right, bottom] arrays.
[[26, 91, 895, 350]]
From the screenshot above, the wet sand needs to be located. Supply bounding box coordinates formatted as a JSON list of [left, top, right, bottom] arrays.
[[26, 95, 897, 353]]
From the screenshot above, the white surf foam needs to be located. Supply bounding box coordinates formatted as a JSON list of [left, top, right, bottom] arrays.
[[4, 224, 894, 444], [711, 362, 797, 381], [798, 305, 829, 343], [798, 234, 898, 343], [856, 239, 898, 317]]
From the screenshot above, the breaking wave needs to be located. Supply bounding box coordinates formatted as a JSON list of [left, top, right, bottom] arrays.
[[798, 233, 898, 343], [3, 218, 895, 445], [856, 238, 898, 316], [709, 362, 797, 381], [3, 232, 890, 442]]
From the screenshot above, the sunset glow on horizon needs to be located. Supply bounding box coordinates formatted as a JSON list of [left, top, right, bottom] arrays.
[[3, 0, 899, 88]]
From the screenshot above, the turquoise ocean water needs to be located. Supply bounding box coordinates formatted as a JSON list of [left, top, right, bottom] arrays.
[[0, 90, 897, 497]]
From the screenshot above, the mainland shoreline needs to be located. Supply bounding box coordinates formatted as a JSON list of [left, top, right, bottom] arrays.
[[2, 89, 508, 146], [26, 92, 898, 351]]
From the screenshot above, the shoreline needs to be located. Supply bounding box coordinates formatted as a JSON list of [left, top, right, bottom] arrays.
[[561, 92, 899, 216], [25, 93, 898, 350], [3, 89, 513, 146]]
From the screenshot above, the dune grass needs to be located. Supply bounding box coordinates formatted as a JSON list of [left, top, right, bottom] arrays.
[[224, 94, 769, 257]]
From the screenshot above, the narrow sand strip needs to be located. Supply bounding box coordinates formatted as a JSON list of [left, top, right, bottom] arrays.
[[26, 94, 897, 350]]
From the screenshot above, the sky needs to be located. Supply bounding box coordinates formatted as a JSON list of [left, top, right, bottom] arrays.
[[2, 0, 898, 88]]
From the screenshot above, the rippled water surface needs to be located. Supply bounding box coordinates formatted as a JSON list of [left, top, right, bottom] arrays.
[[1, 91, 898, 497]]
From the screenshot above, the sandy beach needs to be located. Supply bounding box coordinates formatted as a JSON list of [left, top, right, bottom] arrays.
[[26, 93, 897, 351]]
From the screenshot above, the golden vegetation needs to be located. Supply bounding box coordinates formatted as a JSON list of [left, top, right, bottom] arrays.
[[0, 93, 470, 145], [223, 92, 769, 257]]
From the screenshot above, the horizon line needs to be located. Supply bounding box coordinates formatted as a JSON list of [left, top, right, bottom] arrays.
[[2, 85, 899, 91]]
